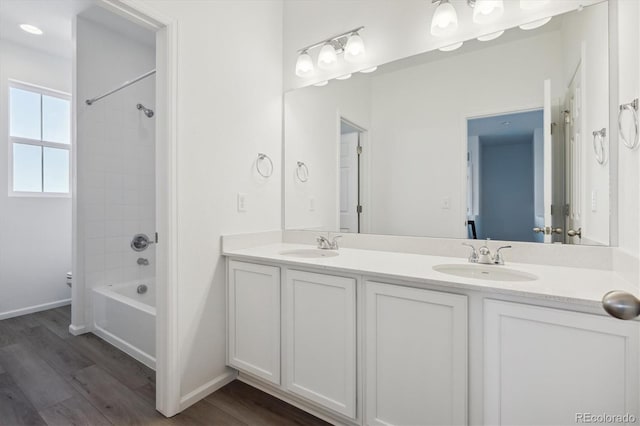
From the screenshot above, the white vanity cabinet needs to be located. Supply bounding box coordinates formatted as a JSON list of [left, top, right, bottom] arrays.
[[284, 269, 357, 419], [227, 260, 281, 385], [484, 299, 640, 425], [365, 281, 468, 426]]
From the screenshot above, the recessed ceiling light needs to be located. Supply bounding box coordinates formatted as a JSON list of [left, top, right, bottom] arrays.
[[439, 41, 464, 52], [501, 121, 511, 126], [360, 66, 378, 74], [519, 17, 552, 30], [477, 30, 504, 42], [20, 24, 43, 35], [336, 74, 352, 80]]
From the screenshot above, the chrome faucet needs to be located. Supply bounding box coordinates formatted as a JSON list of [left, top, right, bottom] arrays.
[[317, 234, 342, 250], [462, 240, 512, 265]]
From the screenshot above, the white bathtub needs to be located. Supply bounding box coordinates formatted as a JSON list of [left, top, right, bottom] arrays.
[[93, 280, 156, 369]]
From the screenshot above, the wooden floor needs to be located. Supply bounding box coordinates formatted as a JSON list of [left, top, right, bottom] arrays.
[[0, 306, 328, 426]]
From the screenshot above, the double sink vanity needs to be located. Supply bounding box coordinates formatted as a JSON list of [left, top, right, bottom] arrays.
[[223, 234, 639, 425]]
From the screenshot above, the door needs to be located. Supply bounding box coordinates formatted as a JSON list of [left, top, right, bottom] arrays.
[[340, 131, 360, 233], [285, 270, 357, 418], [565, 63, 584, 244], [484, 300, 639, 425], [365, 282, 467, 426], [543, 79, 553, 243], [227, 261, 281, 385]]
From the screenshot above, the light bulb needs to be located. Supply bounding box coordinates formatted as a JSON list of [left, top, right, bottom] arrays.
[[20, 24, 43, 35], [345, 33, 366, 63], [318, 43, 338, 70], [360, 66, 378, 74], [295, 51, 314, 77], [477, 30, 504, 41], [336, 74, 352, 80], [439, 41, 463, 52], [519, 16, 552, 30], [473, 0, 504, 24], [520, 0, 550, 10], [430, 0, 458, 37], [313, 81, 329, 87]]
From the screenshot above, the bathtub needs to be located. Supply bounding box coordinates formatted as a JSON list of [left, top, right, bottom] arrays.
[[93, 281, 156, 369]]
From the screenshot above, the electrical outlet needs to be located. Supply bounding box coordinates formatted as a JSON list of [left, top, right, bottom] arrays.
[[442, 197, 451, 210], [309, 196, 315, 212], [237, 193, 247, 212], [591, 191, 597, 212]]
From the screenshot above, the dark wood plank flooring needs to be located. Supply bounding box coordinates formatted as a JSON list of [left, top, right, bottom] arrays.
[[0, 306, 328, 426]]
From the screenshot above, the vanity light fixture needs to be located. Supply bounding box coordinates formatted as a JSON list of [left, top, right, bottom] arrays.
[[360, 66, 378, 73], [318, 42, 338, 70], [336, 74, 352, 80], [477, 30, 504, 41], [344, 32, 366, 63], [520, 0, 550, 10], [20, 24, 43, 35], [519, 16, 552, 30], [295, 26, 366, 77], [295, 50, 314, 77], [472, 0, 504, 24], [430, 0, 458, 37], [439, 41, 464, 52]]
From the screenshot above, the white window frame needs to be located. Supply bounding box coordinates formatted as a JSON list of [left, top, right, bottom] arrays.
[[8, 79, 72, 198]]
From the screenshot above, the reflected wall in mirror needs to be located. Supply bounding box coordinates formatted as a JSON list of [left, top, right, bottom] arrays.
[[284, 1, 611, 245]]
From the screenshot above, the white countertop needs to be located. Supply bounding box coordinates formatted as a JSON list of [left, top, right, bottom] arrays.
[[223, 243, 639, 309]]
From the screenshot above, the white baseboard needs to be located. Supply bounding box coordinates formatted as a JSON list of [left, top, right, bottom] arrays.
[[179, 370, 238, 412], [0, 298, 71, 320], [69, 323, 91, 335]]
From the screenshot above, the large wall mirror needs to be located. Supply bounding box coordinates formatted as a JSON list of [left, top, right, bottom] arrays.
[[284, 1, 612, 246]]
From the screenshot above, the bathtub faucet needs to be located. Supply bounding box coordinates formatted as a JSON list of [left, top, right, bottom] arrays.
[[137, 258, 149, 266]]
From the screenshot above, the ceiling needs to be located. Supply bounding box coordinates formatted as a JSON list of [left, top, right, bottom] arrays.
[[0, 0, 154, 60], [468, 110, 544, 140]]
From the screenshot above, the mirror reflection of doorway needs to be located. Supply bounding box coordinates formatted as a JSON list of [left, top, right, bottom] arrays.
[[340, 118, 365, 233], [467, 110, 544, 243]]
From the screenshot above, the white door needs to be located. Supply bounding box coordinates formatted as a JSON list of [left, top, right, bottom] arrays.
[[543, 79, 553, 243], [285, 270, 357, 418], [484, 299, 639, 425], [565, 64, 584, 244], [365, 282, 468, 426], [340, 132, 359, 233], [227, 260, 281, 385]]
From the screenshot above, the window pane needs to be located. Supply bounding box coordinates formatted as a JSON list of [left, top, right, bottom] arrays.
[[43, 147, 70, 193], [43, 95, 71, 144], [10, 87, 41, 140], [13, 143, 42, 192]]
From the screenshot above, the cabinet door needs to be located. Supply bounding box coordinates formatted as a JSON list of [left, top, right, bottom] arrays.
[[484, 299, 640, 425], [228, 260, 280, 385], [365, 281, 468, 426], [285, 270, 357, 418]]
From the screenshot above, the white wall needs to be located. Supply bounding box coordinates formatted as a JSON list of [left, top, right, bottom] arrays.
[[74, 17, 156, 329], [0, 40, 72, 318], [283, 0, 601, 91], [617, 0, 640, 258], [285, 77, 371, 231], [138, 0, 283, 405]]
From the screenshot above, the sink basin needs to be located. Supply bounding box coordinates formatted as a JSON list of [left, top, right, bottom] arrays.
[[279, 249, 339, 259], [433, 264, 537, 282]]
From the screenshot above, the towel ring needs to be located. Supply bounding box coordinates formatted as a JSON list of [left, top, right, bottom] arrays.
[[256, 153, 273, 178], [592, 128, 607, 165], [296, 161, 309, 182], [619, 99, 639, 150]]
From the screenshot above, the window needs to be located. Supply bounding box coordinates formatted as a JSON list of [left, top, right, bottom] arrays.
[[8, 81, 71, 195]]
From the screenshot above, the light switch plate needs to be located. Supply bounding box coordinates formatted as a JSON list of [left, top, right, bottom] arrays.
[[309, 196, 315, 212], [237, 193, 247, 212], [591, 191, 597, 212], [442, 197, 451, 210]]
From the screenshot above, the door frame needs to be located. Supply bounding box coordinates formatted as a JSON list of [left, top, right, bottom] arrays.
[[96, 0, 180, 417]]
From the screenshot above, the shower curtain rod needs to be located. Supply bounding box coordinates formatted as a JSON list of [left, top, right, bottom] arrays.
[[85, 69, 156, 106]]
